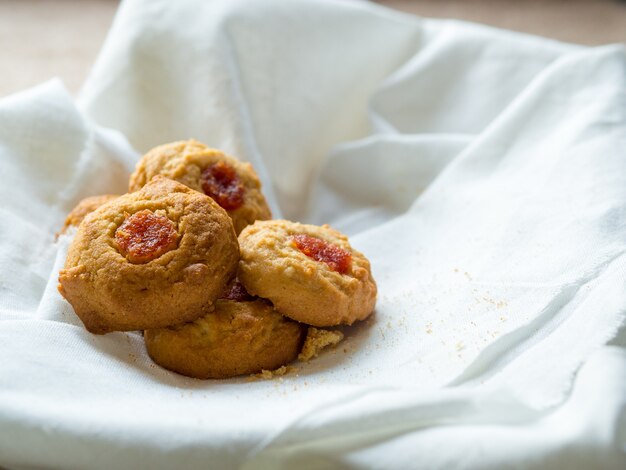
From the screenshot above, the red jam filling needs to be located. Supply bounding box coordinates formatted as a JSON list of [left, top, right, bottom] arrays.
[[200, 161, 245, 210], [115, 210, 178, 264], [220, 280, 255, 302], [291, 234, 352, 274]]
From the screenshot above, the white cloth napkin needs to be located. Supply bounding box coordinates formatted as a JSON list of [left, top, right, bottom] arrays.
[[1, 0, 625, 468]]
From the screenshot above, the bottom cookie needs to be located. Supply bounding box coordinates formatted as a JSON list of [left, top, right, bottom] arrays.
[[144, 297, 306, 379]]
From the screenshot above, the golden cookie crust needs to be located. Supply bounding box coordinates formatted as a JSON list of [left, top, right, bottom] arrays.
[[60, 194, 118, 234], [58, 176, 239, 334], [129, 139, 271, 234], [144, 298, 306, 379], [238, 220, 377, 327]]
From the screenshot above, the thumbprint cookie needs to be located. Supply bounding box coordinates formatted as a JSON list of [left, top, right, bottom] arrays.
[[58, 176, 239, 334], [129, 139, 271, 234], [238, 220, 377, 327]]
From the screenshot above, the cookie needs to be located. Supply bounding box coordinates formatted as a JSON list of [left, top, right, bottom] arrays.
[[144, 282, 307, 379], [60, 194, 118, 234], [129, 139, 271, 234], [238, 220, 377, 327], [58, 176, 239, 334]]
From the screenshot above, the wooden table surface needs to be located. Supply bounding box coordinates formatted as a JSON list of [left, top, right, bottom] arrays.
[[0, 0, 625, 98]]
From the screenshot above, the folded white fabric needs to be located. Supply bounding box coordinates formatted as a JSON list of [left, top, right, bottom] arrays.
[[0, 0, 625, 468]]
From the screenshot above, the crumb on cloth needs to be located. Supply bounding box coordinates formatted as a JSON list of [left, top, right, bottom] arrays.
[[298, 327, 344, 362], [250, 365, 295, 380]]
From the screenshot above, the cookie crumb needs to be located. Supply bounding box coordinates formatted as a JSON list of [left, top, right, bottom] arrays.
[[252, 365, 294, 380], [298, 327, 344, 362]]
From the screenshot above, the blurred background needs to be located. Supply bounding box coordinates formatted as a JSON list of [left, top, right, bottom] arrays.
[[0, 0, 625, 98]]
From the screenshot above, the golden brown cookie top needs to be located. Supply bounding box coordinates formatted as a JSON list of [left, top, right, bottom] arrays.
[[129, 139, 271, 234], [60, 194, 118, 234], [58, 176, 239, 334], [238, 220, 377, 327], [68, 176, 231, 270], [239, 219, 367, 282]]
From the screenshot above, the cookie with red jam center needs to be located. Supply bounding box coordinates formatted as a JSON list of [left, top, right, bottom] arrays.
[[129, 139, 271, 234], [58, 176, 239, 334], [237, 220, 377, 327]]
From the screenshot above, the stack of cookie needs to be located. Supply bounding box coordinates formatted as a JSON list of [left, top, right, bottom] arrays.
[[58, 140, 377, 379]]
